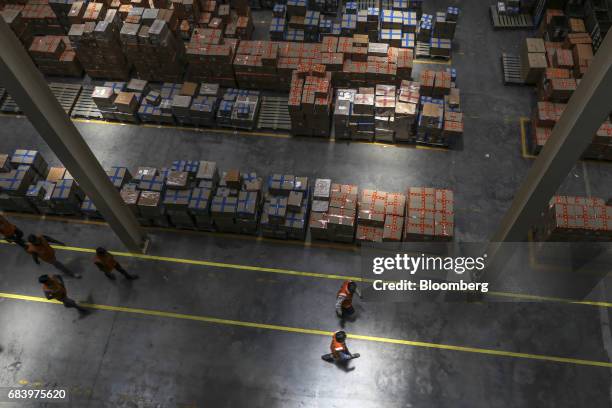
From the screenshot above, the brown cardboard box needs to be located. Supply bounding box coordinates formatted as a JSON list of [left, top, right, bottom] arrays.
[[46, 167, 66, 183]]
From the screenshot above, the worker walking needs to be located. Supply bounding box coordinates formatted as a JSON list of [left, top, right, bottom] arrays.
[[322, 331, 360, 363], [0, 215, 26, 248], [39, 274, 86, 312], [336, 280, 362, 319], [94, 247, 138, 280], [26, 234, 81, 279]]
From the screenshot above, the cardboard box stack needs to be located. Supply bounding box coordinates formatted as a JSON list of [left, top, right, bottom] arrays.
[[261, 174, 309, 240], [0, 149, 48, 214], [185, 28, 237, 87], [92, 81, 143, 123], [309, 179, 358, 243], [288, 65, 333, 137], [405, 187, 454, 241], [354, 189, 407, 243], [119, 18, 186, 82], [234, 41, 280, 89], [28, 35, 83, 77], [187, 82, 220, 127], [68, 10, 131, 80], [210, 169, 263, 235], [521, 37, 548, 85], [214, 88, 260, 129], [535, 196, 611, 242]]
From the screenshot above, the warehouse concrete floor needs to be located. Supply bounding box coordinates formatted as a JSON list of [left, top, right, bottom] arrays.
[[1, 0, 612, 406]]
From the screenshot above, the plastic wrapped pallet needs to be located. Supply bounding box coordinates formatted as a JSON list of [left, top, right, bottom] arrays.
[[535, 196, 611, 241], [404, 187, 454, 241], [261, 174, 309, 240]]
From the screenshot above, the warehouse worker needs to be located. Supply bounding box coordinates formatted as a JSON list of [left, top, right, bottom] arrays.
[[39, 274, 86, 312], [322, 331, 359, 363], [94, 247, 138, 280], [336, 280, 362, 318], [26, 234, 82, 279], [0, 215, 26, 248]]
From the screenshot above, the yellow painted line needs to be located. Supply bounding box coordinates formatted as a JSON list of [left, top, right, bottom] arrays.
[[414, 58, 452, 66], [1, 291, 610, 368], [3, 239, 612, 309]]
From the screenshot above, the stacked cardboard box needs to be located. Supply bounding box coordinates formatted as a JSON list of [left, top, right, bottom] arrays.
[[393, 80, 420, 142], [50, 178, 84, 215], [309, 179, 358, 243], [187, 83, 220, 127], [234, 41, 280, 89], [405, 187, 454, 241], [261, 174, 309, 240], [210, 169, 263, 234], [288, 66, 333, 137], [68, 11, 131, 79], [355, 189, 407, 244], [187, 160, 219, 231], [1, 8, 34, 47], [28, 35, 83, 76], [120, 18, 186, 82], [0, 149, 48, 214], [138, 84, 175, 124], [521, 37, 547, 85], [535, 196, 611, 242], [17, 2, 64, 38], [583, 121, 612, 161], [185, 29, 237, 86]]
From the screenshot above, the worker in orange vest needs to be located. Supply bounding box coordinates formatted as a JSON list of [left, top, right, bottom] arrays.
[[336, 280, 362, 318], [94, 247, 138, 280], [39, 274, 86, 312], [0, 214, 26, 248], [322, 331, 360, 362], [26, 234, 81, 279]]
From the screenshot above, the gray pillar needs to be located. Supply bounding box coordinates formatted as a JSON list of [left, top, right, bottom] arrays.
[[492, 30, 612, 244], [0, 18, 146, 252]]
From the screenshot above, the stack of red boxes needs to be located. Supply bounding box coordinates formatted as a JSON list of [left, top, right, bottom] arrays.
[[185, 28, 237, 86], [536, 196, 612, 241], [404, 187, 454, 241], [288, 64, 332, 137], [355, 189, 408, 243], [233, 40, 279, 89], [28, 35, 83, 76]]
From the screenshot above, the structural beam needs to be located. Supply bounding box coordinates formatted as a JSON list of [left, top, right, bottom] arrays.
[[491, 30, 612, 244], [0, 18, 147, 252]]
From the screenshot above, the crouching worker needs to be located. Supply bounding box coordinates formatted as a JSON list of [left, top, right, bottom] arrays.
[[321, 331, 360, 363]]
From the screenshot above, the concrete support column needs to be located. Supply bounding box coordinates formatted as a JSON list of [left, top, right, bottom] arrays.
[[0, 18, 146, 252]]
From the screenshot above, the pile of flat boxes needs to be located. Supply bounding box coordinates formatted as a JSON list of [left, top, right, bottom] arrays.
[[288, 65, 333, 137], [216, 88, 261, 130], [0, 150, 86, 216], [309, 178, 358, 243], [92, 80, 148, 123], [534, 195, 611, 241], [414, 69, 462, 146], [355, 189, 406, 243], [168, 82, 221, 126], [28, 35, 83, 77], [261, 174, 310, 240], [233, 40, 280, 89], [137, 82, 181, 124]]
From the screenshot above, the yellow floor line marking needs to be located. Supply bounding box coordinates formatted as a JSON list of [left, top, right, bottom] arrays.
[[2, 240, 612, 308], [1, 291, 610, 368]]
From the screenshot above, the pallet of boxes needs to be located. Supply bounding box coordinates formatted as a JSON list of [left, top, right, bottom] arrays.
[[355, 189, 406, 244], [215, 88, 261, 130], [261, 174, 310, 240], [0, 150, 48, 214], [91, 81, 143, 123], [185, 27, 238, 87], [209, 168, 264, 235], [404, 187, 454, 241], [288, 64, 333, 137], [534, 196, 611, 242], [309, 178, 358, 243], [28, 35, 83, 77]]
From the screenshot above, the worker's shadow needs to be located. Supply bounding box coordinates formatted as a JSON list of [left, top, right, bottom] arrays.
[[339, 304, 365, 329], [77, 292, 96, 319], [322, 356, 357, 373]]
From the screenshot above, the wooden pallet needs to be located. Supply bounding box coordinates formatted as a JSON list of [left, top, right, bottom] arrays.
[[71, 84, 103, 119], [501, 53, 525, 85], [415, 42, 451, 60], [490, 5, 534, 29], [49, 82, 82, 114], [0, 93, 21, 113], [257, 96, 291, 130]]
